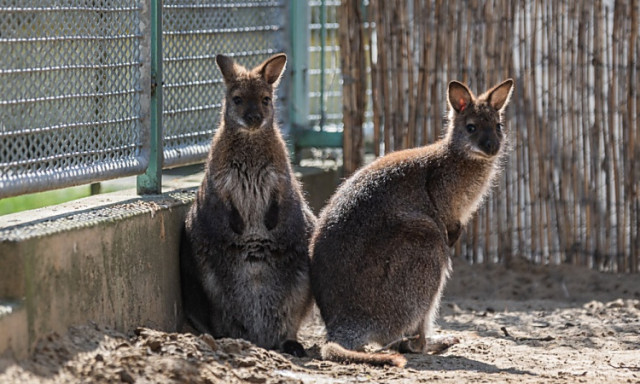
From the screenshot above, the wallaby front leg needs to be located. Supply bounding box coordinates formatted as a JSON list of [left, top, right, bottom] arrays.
[[264, 194, 279, 230], [446, 221, 462, 247]]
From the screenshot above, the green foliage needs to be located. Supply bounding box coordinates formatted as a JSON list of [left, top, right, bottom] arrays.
[[0, 186, 92, 215], [0, 184, 122, 216]]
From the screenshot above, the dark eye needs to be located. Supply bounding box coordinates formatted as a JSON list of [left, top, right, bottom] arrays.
[[262, 96, 271, 106], [496, 123, 503, 133], [466, 124, 476, 133], [232, 96, 242, 105]]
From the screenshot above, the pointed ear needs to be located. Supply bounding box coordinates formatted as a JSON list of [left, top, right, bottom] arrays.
[[256, 53, 287, 86], [215, 54, 237, 84], [448, 81, 473, 113], [487, 78, 515, 111]]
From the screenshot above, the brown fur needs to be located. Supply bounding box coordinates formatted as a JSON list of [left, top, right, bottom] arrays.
[[180, 54, 316, 356], [310, 79, 515, 367]]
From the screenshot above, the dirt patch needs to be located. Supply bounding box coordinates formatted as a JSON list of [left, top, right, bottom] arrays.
[[1, 259, 639, 383]]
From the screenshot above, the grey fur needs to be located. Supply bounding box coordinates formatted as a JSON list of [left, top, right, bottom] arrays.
[[180, 54, 315, 353], [310, 79, 515, 366]]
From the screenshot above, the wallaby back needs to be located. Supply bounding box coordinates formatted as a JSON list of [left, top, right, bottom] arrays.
[[310, 79, 515, 367], [181, 54, 315, 356]]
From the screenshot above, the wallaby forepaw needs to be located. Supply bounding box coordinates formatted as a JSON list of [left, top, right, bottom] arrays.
[[424, 335, 460, 354], [281, 339, 306, 357]]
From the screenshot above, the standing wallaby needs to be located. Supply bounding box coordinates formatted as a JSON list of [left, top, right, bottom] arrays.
[[180, 53, 316, 357], [310, 79, 515, 367]]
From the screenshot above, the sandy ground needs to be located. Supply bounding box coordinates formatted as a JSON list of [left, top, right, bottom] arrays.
[[1, 258, 639, 384]]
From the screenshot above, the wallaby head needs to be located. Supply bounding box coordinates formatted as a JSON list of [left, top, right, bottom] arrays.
[[215, 53, 287, 132], [446, 79, 514, 160]]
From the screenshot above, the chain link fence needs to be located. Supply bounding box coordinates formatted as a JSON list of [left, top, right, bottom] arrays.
[[0, 1, 151, 199], [0, 0, 288, 199]]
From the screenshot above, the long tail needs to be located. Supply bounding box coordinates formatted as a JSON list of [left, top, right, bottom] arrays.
[[321, 342, 407, 368]]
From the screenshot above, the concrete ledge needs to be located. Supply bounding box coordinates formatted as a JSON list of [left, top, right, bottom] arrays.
[[0, 186, 196, 360], [0, 165, 339, 360], [295, 164, 341, 213]]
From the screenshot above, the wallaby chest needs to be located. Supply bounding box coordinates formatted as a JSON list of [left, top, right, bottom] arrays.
[[214, 156, 281, 230], [444, 159, 495, 225]]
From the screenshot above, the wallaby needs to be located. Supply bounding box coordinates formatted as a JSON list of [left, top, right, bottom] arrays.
[[180, 53, 316, 357], [310, 79, 515, 367]]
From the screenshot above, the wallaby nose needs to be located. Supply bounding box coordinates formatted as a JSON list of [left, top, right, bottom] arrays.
[[245, 111, 263, 126], [480, 139, 500, 156]]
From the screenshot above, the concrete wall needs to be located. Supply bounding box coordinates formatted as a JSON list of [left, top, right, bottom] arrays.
[[0, 166, 340, 360]]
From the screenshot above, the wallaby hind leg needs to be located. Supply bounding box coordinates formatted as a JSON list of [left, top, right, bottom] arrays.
[[397, 318, 426, 353], [326, 323, 370, 352], [396, 312, 459, 355], [398, 254, 458, 354], [280, 340, 306, 357], [396, 320, 459, 354]]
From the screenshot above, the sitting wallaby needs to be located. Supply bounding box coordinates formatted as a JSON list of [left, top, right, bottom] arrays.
[[180, 53, 316, 357], [310, 79, 515, 367]]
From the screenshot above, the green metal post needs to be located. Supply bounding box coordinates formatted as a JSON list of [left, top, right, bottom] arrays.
[[137, 0, 163, 194], [319, 0, 326, 131], [288, 0, 310, 160], [292, 0, 343, 151]]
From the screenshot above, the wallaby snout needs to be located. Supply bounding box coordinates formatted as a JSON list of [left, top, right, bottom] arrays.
[[463, 123, 502, 159], [478, 131, 500, 157], [244, 105, 263, 127]]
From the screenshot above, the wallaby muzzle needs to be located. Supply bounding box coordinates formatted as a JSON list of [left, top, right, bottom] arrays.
[[244, 104, 263, 127], [479, 138, 500, 156]]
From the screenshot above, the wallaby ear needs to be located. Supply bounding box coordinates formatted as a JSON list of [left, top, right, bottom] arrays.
[[487, 78, 515, 111], [215, 54, 238, 84], [448, 81, 473, 113], [256, 53, 287, 86]]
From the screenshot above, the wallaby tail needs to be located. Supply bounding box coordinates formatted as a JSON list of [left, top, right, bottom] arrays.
[[321, 342, 407, 368]]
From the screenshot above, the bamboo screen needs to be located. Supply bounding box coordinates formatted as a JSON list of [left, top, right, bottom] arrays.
[[339, 0, 639, 272]]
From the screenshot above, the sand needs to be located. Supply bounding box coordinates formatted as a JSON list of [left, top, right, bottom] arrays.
[[1, 257, 638, 383]]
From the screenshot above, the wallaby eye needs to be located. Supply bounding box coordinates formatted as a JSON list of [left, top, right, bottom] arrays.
[[262, 96, 271, 106], [232, 96, 242, 105], [466, 124, 476, 133], [496, 123, 503, 133]]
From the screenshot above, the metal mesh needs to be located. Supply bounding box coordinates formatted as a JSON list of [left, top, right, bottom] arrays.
[[162, 1, 286, 168], [0, 1, 148, 199], [308, 0, 342, 130]]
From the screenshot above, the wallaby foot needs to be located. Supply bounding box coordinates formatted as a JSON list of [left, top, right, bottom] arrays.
[[423, 335, 460, 354], [397, 334, 425, 354], [396, 317, 427, 353], [281, 339, 306, 357]]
